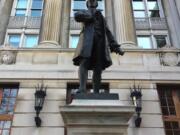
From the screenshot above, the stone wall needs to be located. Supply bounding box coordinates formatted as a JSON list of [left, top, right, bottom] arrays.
[[0, 48, 180, 135]]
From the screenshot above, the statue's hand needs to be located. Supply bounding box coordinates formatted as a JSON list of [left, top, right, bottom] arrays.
[[75, 11, 94, 23], [114, 47, 125, 56], [110, 43, 125, 56]]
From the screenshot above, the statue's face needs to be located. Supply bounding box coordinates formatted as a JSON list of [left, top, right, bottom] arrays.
[[87, 0, 98, 8]]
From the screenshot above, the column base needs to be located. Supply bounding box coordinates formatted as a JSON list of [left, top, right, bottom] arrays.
[[38, 41, 61, 48], [120, 42, 139, 49]]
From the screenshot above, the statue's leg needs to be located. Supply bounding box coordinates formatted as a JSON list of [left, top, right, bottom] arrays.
[[92, 67, 102, 94], [78, 59, 88, 93]]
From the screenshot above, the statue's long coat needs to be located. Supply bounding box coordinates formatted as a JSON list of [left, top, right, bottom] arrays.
[[73, 10, 117, 70]]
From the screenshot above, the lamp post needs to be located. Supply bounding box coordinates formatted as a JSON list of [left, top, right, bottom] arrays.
[[34, 83, 47, 127], [130, 84, 142, 127]]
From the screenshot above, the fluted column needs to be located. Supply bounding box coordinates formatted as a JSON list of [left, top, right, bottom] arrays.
[[61, 0, 71, 48], [175, 0, 180, 16], [163, 0, 180, 48], [0, 0, 14, 45], [39, 0, 63, 46], [113, 0, 136, 47]]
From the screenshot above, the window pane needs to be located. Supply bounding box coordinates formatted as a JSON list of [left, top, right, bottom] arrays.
[[160, 98, 167, 106], [134, 11, 146, 18], [2, 130, 9, 135], [24, 35, 38, 48], [74, 0, 87, 10], [17, 0, 27, 9], [165, 130, 173, 135], [31, 10, 42, 16], [167, 98, 175, 106], [147, 0, 159, 10], [137, 36, 152, 49], [0, 121, 4, 128], [162, 107, 169, 115], [97, 0, 104, 10], [164, 122, 171, 129], [9, 35, 21, 48], [172, 122, 179, 129], [7, 106, 14, 114], [149, 10, 160, 17], [10, 89, 18, 97], [73, 0, 105, 14], [133, 0, 145, 10], [70, 35, 79, 48], [9, 98, 16, 106], [4, 121, 11, 129], [32, 0, 43, 9], [169, 107, 176, 115], [0, 107, 6, 114], [15, 9, 26, 16], [155, 35, 167, 48], [174, 131, 180, 135], [3, 89, 10, 98]]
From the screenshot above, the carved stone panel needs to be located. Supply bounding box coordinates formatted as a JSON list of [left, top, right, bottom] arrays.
[[160, 52, 180, 66], [0, 51, 16, 65]]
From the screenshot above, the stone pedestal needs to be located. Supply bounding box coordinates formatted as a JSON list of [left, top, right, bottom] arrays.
[[60, 100, 134, 135]]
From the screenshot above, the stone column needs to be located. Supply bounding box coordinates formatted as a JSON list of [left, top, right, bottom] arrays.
[[163, 0, 180, 48], [61, 0, 71, 48], [39, 0, 63, 47], [175, 0, 180, 17], [0, 0, 14, 45], [113, 0, 137, 48], [105, 0, 114, 33]]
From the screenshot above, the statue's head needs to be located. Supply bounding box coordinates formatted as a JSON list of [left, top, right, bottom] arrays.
[[86, 0, 98, 8]]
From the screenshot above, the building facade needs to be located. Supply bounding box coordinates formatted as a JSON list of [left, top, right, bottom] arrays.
[[0, 0, 180, 135]]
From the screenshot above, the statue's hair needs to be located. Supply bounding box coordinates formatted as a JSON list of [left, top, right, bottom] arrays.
[[86, 0, 98, 8]]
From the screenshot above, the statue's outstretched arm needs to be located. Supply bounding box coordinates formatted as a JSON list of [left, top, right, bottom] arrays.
[[74, 11, 94, 23], [105, 20, 124, 56]]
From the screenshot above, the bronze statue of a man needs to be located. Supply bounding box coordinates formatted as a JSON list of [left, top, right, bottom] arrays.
[[73, 0, 124, 94]]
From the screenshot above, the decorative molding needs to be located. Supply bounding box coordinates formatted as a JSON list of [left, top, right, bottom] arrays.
[[0, 50, 16, 65], [160, 52, 180, 66]]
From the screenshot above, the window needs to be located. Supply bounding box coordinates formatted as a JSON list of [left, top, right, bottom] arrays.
[[71, 0, 105, 16], [14, 0, 43, 16], [132, 0, 162, 18], [155, 35, 167, 48], [8, 35, 21, 48], [137, 36, 152, 49], [15, 0, 28, 16], [137, 34, 169, 49], [132, 0, 146, 18], [147, 0, 160, 17], [8, 34, 38, 48], [7, 0, 42, 48], [24, 35, 38, 48], [30, 0, 43, 16], [70, 35, 79, 48], [157, 85, 180, 135], [0, 84, 19, 135]]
